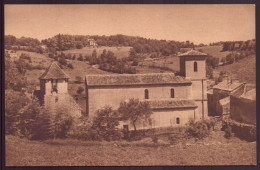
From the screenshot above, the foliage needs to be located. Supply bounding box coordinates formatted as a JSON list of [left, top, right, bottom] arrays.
[[185, 119, 210, 139], [118, 98, 153, 132], [91, 106, 122, 141], [5, 57, 27, 91], [77, 86, 84, 95], [206, 65, 214, 79], [75, 76, 83, 84], [78, 54, 84, 61], [224, 125, 233, 139], [67, 63, 74, 69]]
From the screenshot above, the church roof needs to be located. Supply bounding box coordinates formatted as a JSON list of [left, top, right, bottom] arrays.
[[85, 73, 191, 87], [39, 62, 70, 80], [178, 49, 208, 57], [142, 99, 197, 109]]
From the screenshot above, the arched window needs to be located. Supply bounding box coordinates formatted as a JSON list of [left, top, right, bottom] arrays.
[[171, 88, 175, 98], [144, 89, 149, 99], [194, 62, 198, 72], [176, 117, 180, 124]]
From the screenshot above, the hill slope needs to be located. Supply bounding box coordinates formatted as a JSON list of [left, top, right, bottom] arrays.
[[214, 55, 256, 84]]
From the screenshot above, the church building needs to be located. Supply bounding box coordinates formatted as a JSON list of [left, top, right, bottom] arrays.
[[85, 50, 208, 129]]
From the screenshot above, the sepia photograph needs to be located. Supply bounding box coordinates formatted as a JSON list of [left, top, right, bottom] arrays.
[[4, 4, 256, 166]]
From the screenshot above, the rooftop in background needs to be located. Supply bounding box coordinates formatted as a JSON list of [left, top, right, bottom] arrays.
[[85, 73, 191, 87], [39, 62, 70, 80], [213, 80, 244, 92], [178, 49, 208, 57], [142, 99, 197, 109], [240, 88, 256, 101]]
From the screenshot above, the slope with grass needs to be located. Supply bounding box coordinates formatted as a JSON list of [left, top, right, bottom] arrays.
[[195, 45, 231, 60], [6, 131, 256, 166], [214, 55, 256, 84], [62, 46, 132, 59]]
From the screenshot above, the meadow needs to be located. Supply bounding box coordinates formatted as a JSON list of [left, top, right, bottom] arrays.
[[5, 130, 256, 166], [61, 46, 132, 59]]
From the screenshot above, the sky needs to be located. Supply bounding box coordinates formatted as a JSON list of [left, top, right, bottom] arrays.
[[5, 4, 255, 44]]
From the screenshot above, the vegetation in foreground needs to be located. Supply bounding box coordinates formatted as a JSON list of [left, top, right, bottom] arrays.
[[6, 130, 256, 166]]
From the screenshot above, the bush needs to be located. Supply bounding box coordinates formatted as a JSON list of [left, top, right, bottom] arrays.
[[186, 119, 210, 139], [77, 86, 84, 95], [91, 106, 122, 141], [67, 63, 74, 69], [224, 125, 233, 139]]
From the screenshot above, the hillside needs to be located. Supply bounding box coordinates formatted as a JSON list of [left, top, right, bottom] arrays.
[[195, 45, 231, 60], [61, 46, 132, 59], [214, 54, 256, 84]]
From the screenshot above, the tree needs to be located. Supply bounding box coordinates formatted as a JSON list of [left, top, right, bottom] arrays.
[[118, 98, 153, 132], [77, 86, 84, 95], [226, 53, 235, 64], [67, 63, 74, 69], [91, 106, 121, 141], [78, 54, 83, 61]]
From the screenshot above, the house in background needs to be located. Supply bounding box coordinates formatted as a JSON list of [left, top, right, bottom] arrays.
[[230, 86, 256, 125], [38, 62, 82, 117], [207, 78, 246, 116], [88, 38, 97, 47], [8, 51, 20, 61], [85, 50, 208, 130]]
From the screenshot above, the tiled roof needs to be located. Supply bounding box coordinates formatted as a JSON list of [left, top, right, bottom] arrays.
[[240, 88, 256, 101], [142, 99, 197, 109], [213, 80, 244, 92], [219, 96, 230, 106], [85, 73, 191, 86], [178, 49, 208, 57], [39, 62, 70, 80]]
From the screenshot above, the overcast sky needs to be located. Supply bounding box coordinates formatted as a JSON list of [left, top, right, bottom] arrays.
[[5, 4, 255, 44]]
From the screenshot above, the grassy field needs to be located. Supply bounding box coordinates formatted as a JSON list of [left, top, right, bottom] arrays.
[[195, 45, 231, 60], [5, 130, 256, 166], [62, 46, 132, 59]]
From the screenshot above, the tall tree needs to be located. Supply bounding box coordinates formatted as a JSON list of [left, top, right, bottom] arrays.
[[118, 98, 153, 132]]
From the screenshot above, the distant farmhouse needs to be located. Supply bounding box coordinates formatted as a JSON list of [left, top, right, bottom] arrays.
[[88, 38, 97, 47], [38, 62, 82, 117], [7, 50, 20, 61], [85, 50, 208, 130]]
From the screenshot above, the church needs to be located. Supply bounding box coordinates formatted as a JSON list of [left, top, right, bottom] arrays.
[[85, 50, 208, 129]]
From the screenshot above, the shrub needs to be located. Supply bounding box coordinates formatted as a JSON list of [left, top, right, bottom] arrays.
[[77, 86, 84, 95], [186, 119, 210, 139], [224, 125, 233, 139], [67, 63, 74, 69], [91, 106, 122, 141]]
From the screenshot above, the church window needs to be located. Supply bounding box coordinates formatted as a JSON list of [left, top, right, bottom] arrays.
[[51, 79, 58, 93], [194, 62, 198, 72], [145, 89, 149, 99], [171, 88, 175, 98], [176, 117, 180, 124]]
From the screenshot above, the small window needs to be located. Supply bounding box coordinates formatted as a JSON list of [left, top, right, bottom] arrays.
[[194, 62, 198, 72], [176, 117, 180, 124], [171, 88, 175, 98], [145, 89, 149, 99]]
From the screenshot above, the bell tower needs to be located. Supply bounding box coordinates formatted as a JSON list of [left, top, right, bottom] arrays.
[[179, 49, 207, 79], [178, 50, 208, 120]]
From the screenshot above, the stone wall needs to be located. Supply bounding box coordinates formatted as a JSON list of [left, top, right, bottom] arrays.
[[230, 96, 256, 125]]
